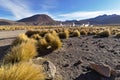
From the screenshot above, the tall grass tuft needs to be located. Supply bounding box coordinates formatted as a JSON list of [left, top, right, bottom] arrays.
[[96, 29, 111, 37], [37, 38, 48, 51], [25, 30, 40, 37], [71, 30, 80, 37], [51, 30, 58, 36], [0, 62, 45, 80], [37, 33, 62, 55], [31, 34, 42, 40], [115, 32, 120, 38], [58, 29, 69, 39], [80, 30, 87, 35], [45, 33, 62, 50], [45, 33, 55, 43], [12, 33, 29, 46], [3, 41, 37, 64]]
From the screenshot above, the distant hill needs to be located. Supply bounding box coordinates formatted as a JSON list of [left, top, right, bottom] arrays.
[[0, 14, 120, 25], [17, 14, 57, 25], [79, 14, 120, 25], [0, 19, 25, 25]]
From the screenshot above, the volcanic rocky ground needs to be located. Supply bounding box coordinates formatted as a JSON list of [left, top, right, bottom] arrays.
[[0, 30, 120, 80]]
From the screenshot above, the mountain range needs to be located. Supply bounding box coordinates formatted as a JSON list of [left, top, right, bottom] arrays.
[[0, 14, 120, 25]]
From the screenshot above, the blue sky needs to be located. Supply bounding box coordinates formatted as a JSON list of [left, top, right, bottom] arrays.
[[0, 0, 120, 21]]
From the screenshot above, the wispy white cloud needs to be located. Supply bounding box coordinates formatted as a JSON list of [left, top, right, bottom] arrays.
[[0, 0, 33, 19], [0, 0, 119, 21], [0, 16, 17, 20], [0, 0, 58, 19], [40, 0, 57, 11], [56, 10, 120, 21]]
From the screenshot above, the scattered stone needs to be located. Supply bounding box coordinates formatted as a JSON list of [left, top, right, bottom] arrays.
[[113, 51, 118, 55], [111, 69, 118, 77], [85, 45, 88, 48], [108, 49, 115, 52], [85, 38, 89, 40], [85, 49, 89, 51], [68, 43, 72, 46], [85, 57, 92, 61], [81, 65, 91, 72], [99, 45, 105, 48], [73, 60, 83, 67], [79, 44, 83, 47], [54, 73, 63, 80], [115, 65, 120, 70], [63, 64, 69, 67], [109, 69, 120, 77], [29, 57, 56, 80], [82, 41, 85, 43], [90, 62, 120, 77], [90, 62, 112, 77]]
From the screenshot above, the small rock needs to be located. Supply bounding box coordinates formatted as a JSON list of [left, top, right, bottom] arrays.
[[81, 63, 91, 72], [63, 64, 69, 67], [115, 65, 120, 70], [90, 62, 112, 77], [113, 51, 118, 55], [68, 43, 72, 46], [84, 57, 92, 61], [98, 39, 101, 42], [108, 49, 115, 52], [79, 44, 83, 47], [110, 69, 120, 77], [82, 41, 85, 43], [29, 57, 56, 80], [85, 45, 88, 48], [115, 70, 120, 77], [86, 49, 89, 51], [99, 45, 105, 48], [73, 59, 83, 67], [85, 38, 89, 40]]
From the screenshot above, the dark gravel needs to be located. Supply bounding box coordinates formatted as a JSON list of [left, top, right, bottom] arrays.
[[44, 36, 120, 80]]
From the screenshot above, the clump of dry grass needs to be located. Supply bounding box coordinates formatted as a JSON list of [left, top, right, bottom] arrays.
[[51, 37, 62, 50], [39, 30, 49, 37], [115, 32, 120, 38], [12, 33, 29, 46], [58, 29, 69, 39], [70, 30, 80, 37], [96, 29, 111, 37], [37, 38, 49, 51], [45, 33, 55, 43], [25, 30, 41, 37], [31, 34, 42, 40], [45, 33, 62, 50], [80, 30, 87, 35], [37, 33, 62, 55], [37, 38, 49, 55], [39, 33, 62, 50], [51, 30, 58, 36], [3, 41, 37, 64], [87, 30, 97, 35], [0, 62, 45, 80]]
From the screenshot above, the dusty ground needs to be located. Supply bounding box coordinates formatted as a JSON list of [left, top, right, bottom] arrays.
[[0, 30, 26, 46], [44, 36, 120, 80], [0, 30, 26, 59], [0, 30, 120, 80]]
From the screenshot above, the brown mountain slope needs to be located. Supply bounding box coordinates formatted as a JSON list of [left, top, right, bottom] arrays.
[[0, 19, 16, 25], [0, 19, 25, 25], [17, 14, 57, 25], [79, 14, 120, 25]]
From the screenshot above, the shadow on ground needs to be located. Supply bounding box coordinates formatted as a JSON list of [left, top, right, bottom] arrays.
[[0, 37, 15, 40], [74, 70, 115, 80], [0, 45, 11, 60], [37, 48, 55, 57]]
